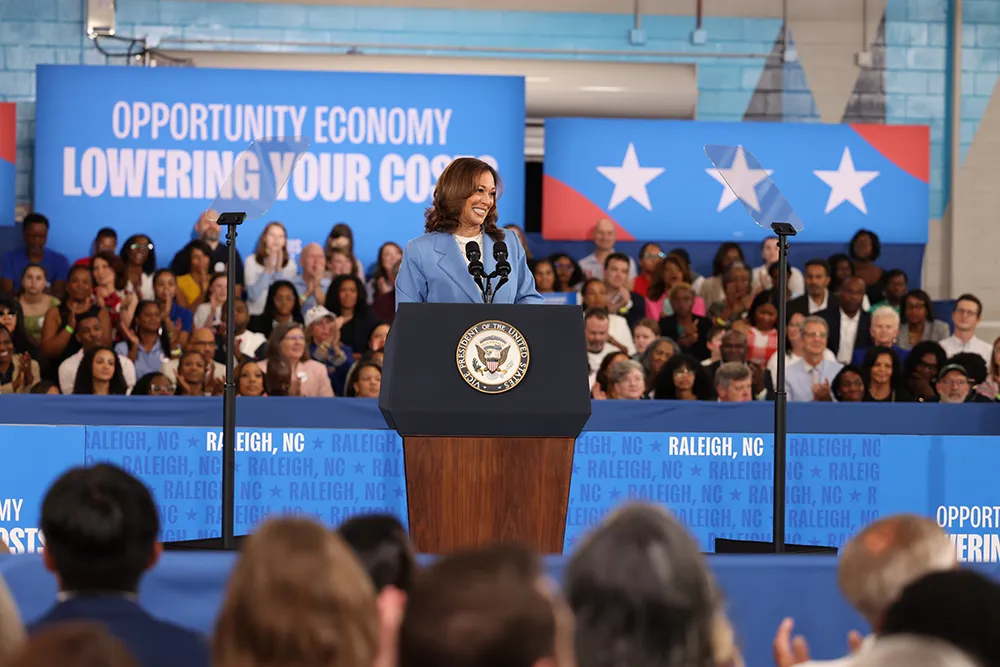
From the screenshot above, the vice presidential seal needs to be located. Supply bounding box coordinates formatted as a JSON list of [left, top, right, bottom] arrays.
[[456, 320, 530, 394]]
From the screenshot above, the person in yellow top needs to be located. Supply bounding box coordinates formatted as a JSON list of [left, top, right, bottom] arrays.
[[175, 240, 214, 309]]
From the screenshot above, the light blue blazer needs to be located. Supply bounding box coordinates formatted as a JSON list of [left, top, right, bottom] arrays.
[[395, 229, 544, 307]]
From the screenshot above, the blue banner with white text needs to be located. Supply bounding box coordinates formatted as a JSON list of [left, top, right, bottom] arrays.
[[3, 425, 997, 563], [33, 65, 526, 267]]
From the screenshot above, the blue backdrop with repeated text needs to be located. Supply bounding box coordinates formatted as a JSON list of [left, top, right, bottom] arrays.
[[2, 424, 997, 562]]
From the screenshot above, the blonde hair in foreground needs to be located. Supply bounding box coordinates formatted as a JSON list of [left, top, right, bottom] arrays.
[[213, 517, 380, 667]]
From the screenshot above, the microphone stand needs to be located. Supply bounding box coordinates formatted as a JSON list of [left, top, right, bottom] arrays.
[[770, 221, 797, 554], [214, 211, 245, 551]]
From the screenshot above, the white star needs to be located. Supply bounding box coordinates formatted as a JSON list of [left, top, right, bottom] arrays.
[[705, 146, 774, 212], [596, 143, 664, 211], [813, 147, 880, 214]]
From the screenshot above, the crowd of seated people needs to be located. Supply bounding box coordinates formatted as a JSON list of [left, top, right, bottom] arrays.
[[0, 210, 996, 404], [1, 462, 997, 667], [553, 220, 998, 403], [0, 212, 390, 397]]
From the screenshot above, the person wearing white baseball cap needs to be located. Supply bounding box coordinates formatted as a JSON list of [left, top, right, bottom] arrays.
[[304, 305, 353, 396]]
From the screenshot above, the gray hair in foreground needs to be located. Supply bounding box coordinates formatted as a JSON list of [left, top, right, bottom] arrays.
[[853, 636, 981, 667], [715, 362, 750, 390], [608, 359, 644, 386], [837, 513, 956, 623]]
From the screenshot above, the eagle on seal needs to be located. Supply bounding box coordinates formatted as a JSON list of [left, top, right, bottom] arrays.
[[476, 344, 510, 373]]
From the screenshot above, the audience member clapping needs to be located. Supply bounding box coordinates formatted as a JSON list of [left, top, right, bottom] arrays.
[[244, 222, 297, 317], [160, 327, 225, 390], [41, 265, 111, 367], [0, 324, 38, 394], [292, 242, 331, 312], [259, 322, 334, 397], [773, 513, 955, 667], [304, 305, 353, 395]]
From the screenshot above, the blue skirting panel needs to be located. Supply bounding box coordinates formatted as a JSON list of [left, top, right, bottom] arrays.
[[1, 398, 997, 667]]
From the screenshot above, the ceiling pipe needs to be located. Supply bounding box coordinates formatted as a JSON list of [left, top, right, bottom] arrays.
[[945, 0, 962, 299], [156, 37, 771, 60]]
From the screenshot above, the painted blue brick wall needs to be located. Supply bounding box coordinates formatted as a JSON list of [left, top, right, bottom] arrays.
[[0, 0, 995, 227], [885, 0, 950, 219], [960, 0, 1000, 166], [0, 0, 110, 203]]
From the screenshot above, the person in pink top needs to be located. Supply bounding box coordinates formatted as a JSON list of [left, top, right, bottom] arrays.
[[644, 255, 706, 321]]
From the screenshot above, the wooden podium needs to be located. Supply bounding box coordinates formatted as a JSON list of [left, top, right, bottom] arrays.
[[379, 303, 591, 555]]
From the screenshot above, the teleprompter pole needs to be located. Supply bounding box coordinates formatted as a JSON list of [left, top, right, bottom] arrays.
[[771, 221, 797, 554], [218, 211, 246, 551]]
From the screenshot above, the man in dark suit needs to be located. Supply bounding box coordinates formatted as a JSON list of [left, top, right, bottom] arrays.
[[820, 276, 871, 364], [603, 252, 646, 330], [789, 259, 835, 317], [30, 464, 209, 667]]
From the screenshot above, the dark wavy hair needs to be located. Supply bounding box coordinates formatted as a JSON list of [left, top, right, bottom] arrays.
[[0, 293, 38, 357], [72, 346, 128, 395], [424, 158, 504, 242]]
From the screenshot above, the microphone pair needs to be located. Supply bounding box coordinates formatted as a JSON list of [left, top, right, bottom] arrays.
[[466, 240, 511, 304]]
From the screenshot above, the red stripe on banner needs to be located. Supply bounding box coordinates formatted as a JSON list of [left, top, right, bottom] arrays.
[[541, 174, 635, 241], [0, 103, 14, 164], [850, 123, 929, 183]]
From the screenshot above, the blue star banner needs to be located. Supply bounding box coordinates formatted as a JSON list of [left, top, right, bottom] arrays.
[[542, 119, 929, 244], [3, 425, 998, 562]]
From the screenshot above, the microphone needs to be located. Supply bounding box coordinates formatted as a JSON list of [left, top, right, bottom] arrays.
[[490, 241, 512, 303], [465, 241, 487, 302]]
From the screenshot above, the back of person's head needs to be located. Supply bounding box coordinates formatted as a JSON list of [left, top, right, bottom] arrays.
[[40, 464, 159, 594], [214, 517, 379, 667], [852, 635, 982, 667], [837, 513, 956, 627], [949, 352, 988, 385], [337, 514, 415, 593], [399, 544, 565, 667], [880, 570, 1000, 666], [566, 503, 727, 667], [7, 622, 138, 667], [0, 576, 25, 665]]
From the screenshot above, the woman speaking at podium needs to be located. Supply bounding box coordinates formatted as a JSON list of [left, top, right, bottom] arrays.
[[395, 157, 543, 306]]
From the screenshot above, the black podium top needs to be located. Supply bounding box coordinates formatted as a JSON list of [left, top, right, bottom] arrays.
[[379, 303, 591, 438]]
